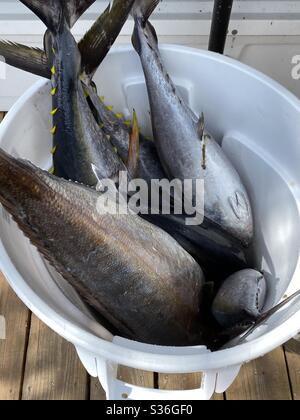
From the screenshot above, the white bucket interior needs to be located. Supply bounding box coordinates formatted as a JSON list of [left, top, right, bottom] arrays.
[[0, 46, 300, 372]]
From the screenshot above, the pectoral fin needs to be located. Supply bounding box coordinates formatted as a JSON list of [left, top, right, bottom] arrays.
[[0, 40, 50, 79]]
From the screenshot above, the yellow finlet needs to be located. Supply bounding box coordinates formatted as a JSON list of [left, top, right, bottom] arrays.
[[51, 65, 56, 75], [99, 123, 104, 129], [50, 108, 58, 116], [124, 120, 132, 127], [100, 96, 105, 102], [50, 87, 57, 96], [50, 146, 57, 155], [106, 105, 114, 112], [115, 113, 124, 119], [49, 167, 54, 174], [52, 47, 56, 55], [50, 126, 57, 135], [106, 135, 111, 141], [113, 147, 118, 154]]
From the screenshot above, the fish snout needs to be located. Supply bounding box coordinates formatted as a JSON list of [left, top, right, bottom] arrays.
[[212, 269, 267, 329]]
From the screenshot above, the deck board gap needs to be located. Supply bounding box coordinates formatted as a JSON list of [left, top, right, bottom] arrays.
[[154, 372, 159, 390], [86, 375, 91, 401], [284, 346, 296, 401], [19, 311, 32, 401]]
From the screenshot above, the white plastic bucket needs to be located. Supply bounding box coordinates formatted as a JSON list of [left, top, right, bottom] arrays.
[[0, 45, 300, 400]]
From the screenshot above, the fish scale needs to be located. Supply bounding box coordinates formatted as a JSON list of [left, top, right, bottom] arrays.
[[0, 148, 206, 346]]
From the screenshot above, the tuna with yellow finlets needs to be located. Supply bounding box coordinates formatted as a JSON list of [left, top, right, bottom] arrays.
[[19, 0, 129, 186]]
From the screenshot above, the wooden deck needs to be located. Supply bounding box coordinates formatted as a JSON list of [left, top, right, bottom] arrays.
[[1, 275, 300, 401], [0, 111, 300, 400]]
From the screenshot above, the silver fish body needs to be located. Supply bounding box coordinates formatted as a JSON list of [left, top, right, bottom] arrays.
[[20, 0, 126, 187], [132, 1, 254, 246]]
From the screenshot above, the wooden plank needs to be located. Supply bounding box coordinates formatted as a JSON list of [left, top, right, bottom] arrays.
[[0, 273, 31, 400], [0, 112, 5, 122], [90, 377, 106, 400], [285, 345, 300, 401], [212, 393, 225, 400], [226, 348, 292, 400], [159, 373, 201, 391], [118, 367, 154, 389], [159, 373, 224, 400], [22, 315, 88, 400], [91, 370, 224, 400]]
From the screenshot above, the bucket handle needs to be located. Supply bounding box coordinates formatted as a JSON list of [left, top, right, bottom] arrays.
[[76, 344, 241, 400]]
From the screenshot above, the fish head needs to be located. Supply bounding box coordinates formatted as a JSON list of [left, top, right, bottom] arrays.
[[212, 269, 267, 329]]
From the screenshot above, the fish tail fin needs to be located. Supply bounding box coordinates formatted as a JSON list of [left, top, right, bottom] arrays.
[[19, 0, 96, 30], [19, 0, 63, 31], [66, 0, 97, 27], [131, 0, 161, 24], [131, 0, 160, 54], [79, 0, 135, 77]]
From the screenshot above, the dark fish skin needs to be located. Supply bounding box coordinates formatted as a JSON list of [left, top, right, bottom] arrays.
[[20, 0, 126, 186], [79, 0, 136, 77], [0, 148, 206, 346], [143, 213, 248, 281], [131, 0, 254, 247], [0, 40, 50, 78], [212, 269, 267, 328]]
